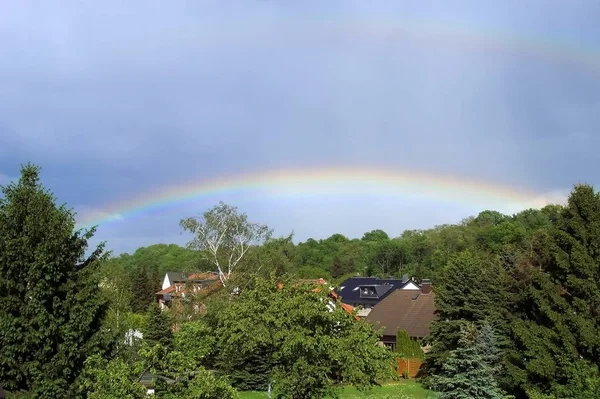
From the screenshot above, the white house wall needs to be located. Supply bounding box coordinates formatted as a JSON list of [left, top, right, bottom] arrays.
[[162, 275, 171, 290]]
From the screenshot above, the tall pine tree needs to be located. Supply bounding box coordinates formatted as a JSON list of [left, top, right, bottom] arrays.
[[0, 164, 108, 397]]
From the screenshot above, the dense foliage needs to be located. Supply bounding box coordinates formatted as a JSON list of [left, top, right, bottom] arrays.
[[211, 276, 394, 398], [396, 330, 423, 359], [0, 164, 108, 398]]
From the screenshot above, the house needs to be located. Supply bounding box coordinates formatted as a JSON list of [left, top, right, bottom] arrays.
[[366, 279, 436, 351], [156, 271, 220, 310], [335, 275, 419, 317]]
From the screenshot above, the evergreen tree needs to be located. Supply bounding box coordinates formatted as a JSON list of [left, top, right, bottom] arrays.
[[424, 251, 517, 379], [130, 264, 152, 313], [508, 184, 600, 398], [0, 164, 108, 397], [430, 323, 506, 399], [143, 303, 173, 348], [329, 256, 347, 278], [151, 264, 161, 294], [395, 329, 423, 359]]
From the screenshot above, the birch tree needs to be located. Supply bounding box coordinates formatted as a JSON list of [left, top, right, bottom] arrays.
[[180, 202, 271, 287]]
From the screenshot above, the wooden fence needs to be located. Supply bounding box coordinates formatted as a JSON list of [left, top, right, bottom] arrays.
[[398, 357, 423, 378]]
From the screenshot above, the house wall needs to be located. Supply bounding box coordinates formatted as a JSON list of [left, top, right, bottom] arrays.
[[162, 275, 171, 290]]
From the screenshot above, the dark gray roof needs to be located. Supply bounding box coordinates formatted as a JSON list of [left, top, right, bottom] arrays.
[[335, 277, 413, 306], [166, 272, 187, 283]]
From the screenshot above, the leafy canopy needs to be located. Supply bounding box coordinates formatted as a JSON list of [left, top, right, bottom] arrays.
[[212, 276, 394, 399]]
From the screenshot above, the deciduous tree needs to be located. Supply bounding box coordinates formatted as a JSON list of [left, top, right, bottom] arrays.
[[180, 202, 271, 287], [213, 276, 394, 398]]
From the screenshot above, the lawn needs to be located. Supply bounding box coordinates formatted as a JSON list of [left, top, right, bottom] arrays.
[[239, 380, 438, 398]]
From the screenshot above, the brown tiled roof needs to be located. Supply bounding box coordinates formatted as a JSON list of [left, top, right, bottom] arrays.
[[366, 290, 436, 338], [157, 286, 175, 295]]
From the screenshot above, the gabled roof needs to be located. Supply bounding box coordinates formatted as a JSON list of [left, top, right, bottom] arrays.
[[335, 277, 413, 303], [157, 286, 175, 295], [165, 271, 219, 284], [165, 272, 186, 283], [366, 290, 436, 338]]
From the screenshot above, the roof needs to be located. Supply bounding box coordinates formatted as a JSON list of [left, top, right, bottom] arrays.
[[165, 272, 186, 283], [165, 271, 219, 283], [187, 272, 219, 281], [156, 286, 175, 295], [366, 289, 436, 338], [156, 276, 222, 297], [335, 277, 413, 304]]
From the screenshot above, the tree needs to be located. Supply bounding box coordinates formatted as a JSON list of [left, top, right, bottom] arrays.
[[0, 164, 108, 397], [172, 320, 216, 368], [424, 251, 517, 380], [99, 258, 134, 339], [329, 255, 352, 278], [361, 229, 389, 242], [213, 276, 394, 398], [143, 303, 173, 348], [430, 323, 506, 399], [368, 239, 406, 276], [507, 184, 600, 398], [151, 264, 161, 295], [130, 264, 153, 313], [180, 202, 272, 287], [77, 355, 147, 399], [395, 329, 423, 359], [140, 344, 238, 399]]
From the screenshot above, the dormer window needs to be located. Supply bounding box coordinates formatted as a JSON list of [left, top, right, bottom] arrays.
[[359, 286, 378, 298]]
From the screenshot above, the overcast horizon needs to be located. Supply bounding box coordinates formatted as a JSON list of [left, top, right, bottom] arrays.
[[1, 1, 599, 255]]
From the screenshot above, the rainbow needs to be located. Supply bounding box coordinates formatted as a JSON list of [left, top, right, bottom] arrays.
[[246, 17, 600, 78], [361, 20, 600, 77], [76, 167, 560, 229]]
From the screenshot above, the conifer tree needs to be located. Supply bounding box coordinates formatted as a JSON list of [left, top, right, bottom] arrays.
[[0, 164, 108, 397], [130, 264, 151, 313], [508, 184, 600, 398], [151, 264, 161, 294], [430, 323, 506, 399], [424, 251, 516, 378], [143, 303, 173, 348]]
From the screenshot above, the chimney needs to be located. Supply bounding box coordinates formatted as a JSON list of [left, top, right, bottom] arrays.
[[401, 274, 409, 284], [421, 279, 432, 294]]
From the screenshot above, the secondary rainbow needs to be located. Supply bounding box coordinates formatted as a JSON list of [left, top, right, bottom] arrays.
[[77, 167, 553, 229], [259, 17, 600, 78]]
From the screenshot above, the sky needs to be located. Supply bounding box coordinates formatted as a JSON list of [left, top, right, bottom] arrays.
[[1, 1, 599, 255]]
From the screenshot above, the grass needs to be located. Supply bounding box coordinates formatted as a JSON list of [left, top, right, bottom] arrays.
[[239, 380, 438, 398]]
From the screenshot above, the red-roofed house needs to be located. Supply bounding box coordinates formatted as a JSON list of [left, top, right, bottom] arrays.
[[157, 271, 221, 310]]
